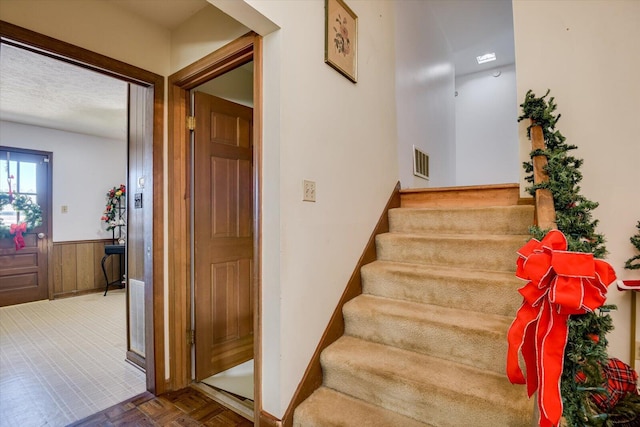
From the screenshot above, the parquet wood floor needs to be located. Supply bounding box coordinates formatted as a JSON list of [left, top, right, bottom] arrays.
[[68, 386, 254, 426]]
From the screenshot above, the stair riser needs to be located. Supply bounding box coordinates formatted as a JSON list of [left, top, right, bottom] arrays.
[[389, 207, 533, 235], [376, 234, 526, 272], [322, 355, 530, 427], [293, 388, 434, 427], [361, 263, 523, 317], [343, 304, 508, 374]]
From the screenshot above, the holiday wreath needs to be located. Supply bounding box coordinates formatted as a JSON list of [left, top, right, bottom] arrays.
[[0, 192, 43, 248]]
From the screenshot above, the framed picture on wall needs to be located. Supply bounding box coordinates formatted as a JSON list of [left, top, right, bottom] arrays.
[[325, 0, 357, 83]]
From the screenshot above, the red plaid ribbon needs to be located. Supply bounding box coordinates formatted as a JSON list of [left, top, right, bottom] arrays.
[[591, 358, 639, 412]]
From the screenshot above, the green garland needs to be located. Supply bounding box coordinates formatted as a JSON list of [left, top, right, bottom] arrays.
[[519, 89, 607, 259], [562, 306, 615, 426], [0, 193, 43, 239], [519, 90, 623, 426], [624, 221, 640, 270]]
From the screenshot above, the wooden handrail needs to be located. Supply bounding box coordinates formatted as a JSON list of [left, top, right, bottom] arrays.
[[530, 120, 557, 230]]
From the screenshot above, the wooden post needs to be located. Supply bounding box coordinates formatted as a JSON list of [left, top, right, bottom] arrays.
[[530, 121, 557, 230]]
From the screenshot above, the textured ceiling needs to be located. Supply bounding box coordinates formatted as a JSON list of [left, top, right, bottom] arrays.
[[0, 0, 209, 140], [0, 44, 128, 140]]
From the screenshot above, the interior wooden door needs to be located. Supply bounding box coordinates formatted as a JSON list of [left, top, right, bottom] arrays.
[[0, 147, 50, 307], [193, 92, 253, 381]]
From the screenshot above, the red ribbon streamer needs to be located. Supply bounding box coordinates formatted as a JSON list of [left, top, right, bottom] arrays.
[[10, 222, 27, 251], [506, 230, 616, 427]]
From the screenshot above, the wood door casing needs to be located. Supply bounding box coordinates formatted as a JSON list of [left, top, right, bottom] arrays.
[[1, 20, 166, 394], [194, 92, 253, 381], [0, 147, 51, 307]]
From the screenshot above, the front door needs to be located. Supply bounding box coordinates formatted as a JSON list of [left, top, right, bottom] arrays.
[[0, 147, 50, 307], [193, 92, 254, 381]]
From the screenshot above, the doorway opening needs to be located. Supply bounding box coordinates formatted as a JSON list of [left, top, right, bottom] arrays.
[[0, 20, 165, 402], [167, 32, 262, 423], [190, 62, 255, 419]]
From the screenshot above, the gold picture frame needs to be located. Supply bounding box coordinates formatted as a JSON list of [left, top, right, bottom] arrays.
[[325, 0, 357, 83]]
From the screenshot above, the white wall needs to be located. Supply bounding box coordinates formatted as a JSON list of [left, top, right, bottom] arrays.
[[195, 64, 254, 108], [513, 0, 640, 363], [395, 0, 456, 189], [233, 0, 399, 417], [454, 64, 519, 186], [171, 2, 399, 416], [169, 4, 250, 74], [0, 0, 171, 76], [0, 121, 127, 242]]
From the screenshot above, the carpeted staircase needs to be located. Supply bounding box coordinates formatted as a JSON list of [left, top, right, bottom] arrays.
[[294, 197, 536, 426]]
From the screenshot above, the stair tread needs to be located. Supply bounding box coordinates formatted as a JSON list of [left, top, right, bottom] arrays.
[[376, 232, 527, 272], [345, 294, 511, 335], [362, 259, 522, 282], [361, 260, 524, 318], [390, 205, 533, 213], [389, 205, 533, 235], [294, 387, 434, 427], [322, 335, 529, 413], [343, 295, 512, 374], [379, 232, 530, 241]]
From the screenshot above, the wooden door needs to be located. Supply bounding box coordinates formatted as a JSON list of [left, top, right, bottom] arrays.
[[0, 147, 50, 307], [193, 92, 253, 381]]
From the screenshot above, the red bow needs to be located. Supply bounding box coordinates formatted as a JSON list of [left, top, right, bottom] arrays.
[[10, 222, 27, 251], [506, 230, 616, 427]]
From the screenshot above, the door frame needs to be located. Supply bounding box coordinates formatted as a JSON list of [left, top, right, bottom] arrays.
[[167, 32, 263, 422], [0, 21, 165, 394]]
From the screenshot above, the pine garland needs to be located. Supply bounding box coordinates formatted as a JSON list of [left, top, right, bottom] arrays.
[[624, 221, 640, 270], [519, 90, 622, 426], [519, 89, 607, 259], [562, 306, 615, 426]]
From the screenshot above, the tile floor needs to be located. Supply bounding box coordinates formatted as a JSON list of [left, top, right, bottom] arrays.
[[0, 290, 146, 426]]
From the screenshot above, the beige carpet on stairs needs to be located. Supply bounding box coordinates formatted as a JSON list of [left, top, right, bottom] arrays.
[[294, 204, 536, 426]]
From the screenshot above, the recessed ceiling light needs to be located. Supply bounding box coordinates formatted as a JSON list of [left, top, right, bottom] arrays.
[[476, 53, 496, 64]]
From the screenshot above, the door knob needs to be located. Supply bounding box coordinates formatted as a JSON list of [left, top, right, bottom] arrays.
[[37, 233, 46, 239]]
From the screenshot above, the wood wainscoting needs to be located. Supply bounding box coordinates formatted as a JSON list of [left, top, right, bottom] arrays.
[[52, 239, 122, 298]]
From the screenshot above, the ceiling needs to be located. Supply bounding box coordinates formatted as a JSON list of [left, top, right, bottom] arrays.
[[0, 0, 514, 139], [429, 0, 515, 76], [0, 43, 129, 140], [105, 0, 209, 30], [0, 1, 210, 140]]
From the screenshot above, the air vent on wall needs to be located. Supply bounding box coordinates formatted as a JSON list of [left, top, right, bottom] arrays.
[[129, 279, 146, 357], [413, 146, 429, 180]]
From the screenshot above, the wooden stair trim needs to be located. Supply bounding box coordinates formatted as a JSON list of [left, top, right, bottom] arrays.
[[280, 182, 401, 427], [400, 183, 529, 208], [530, 122, 557, 229], [259, 410, 283, 427]]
